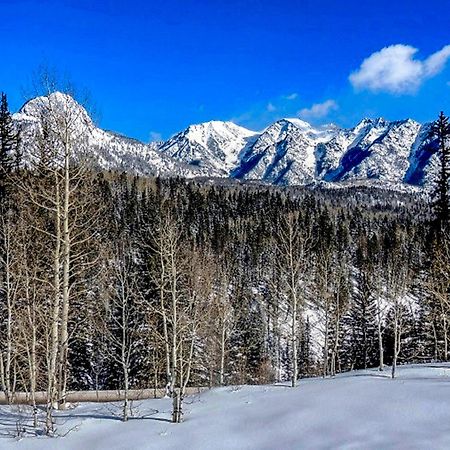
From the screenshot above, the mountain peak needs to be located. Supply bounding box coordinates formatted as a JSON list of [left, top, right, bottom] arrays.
[[11, 92, 438, 190], [355, 117, 388, 128], [18, 91, 94, 130], [159, 120, 257, 174], [280, 117, 313, 130], [20, 91, 79, 113], [186, 120, 255, 137]]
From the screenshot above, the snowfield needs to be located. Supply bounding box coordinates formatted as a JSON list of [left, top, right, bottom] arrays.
[[3, 364, 450, 450]]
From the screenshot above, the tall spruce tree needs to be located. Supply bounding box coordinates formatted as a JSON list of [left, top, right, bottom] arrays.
[[0, 92, 16, 200], [432, 111, 450, 232]]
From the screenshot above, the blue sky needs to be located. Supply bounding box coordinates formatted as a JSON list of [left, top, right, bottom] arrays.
[[1, 0, 450, 141]]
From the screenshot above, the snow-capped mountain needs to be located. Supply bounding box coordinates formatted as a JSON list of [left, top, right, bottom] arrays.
[[14, 93, 207, 179], [159, 121, 259, 176], [231, 118, 337, 185], [13, 93, 439, 189], [230, 117, 437, 187]]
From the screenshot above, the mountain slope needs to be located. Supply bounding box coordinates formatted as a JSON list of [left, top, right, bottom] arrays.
[[231, 118, 336, 185], [13, 93, 439, 189], [14, 92, 206, 179], [230, 117, 437, 188], [158, 120, 258, 176]]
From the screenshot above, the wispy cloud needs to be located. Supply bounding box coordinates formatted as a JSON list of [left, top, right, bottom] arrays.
[[349, 44, 450, 94], [266, 102, 277, 112], [283, 93, 298, 100], [298, 99, 338, 119]]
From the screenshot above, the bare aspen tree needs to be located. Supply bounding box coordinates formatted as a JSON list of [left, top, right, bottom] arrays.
[[0, 212, 14, 404], [373, 267, 386, 371], [363, 236, 386, 372], [174, 248, 212, 421], [12, 71, 101, 432], [267, 288, 283, 383], [314, 248, 333, 378], [426, 231, 450, 361], [148, 208, 211, 422], [213, 272, 234, 387], [313, 242, 349, 378], [385, 229, 411, 379], [147, 209, 184, 418], [14, 209, 43, 427], [200, 254, 234, 387], [103, 238, 140, 422], [24, 169, 65, 433], [262, 248, 284, 383], [148, 211, 173, 396], [329, 262, 349, 377], [274, 212, 311, 387], [0, 207, 20, 404], [141, 293, 167, 396]]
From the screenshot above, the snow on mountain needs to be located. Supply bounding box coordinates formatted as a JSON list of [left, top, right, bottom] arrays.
[[319, 119, 421, 183], [231, 118, 337, 185], [316, 118, 389, 180], [14, 92, 206, 179], [340, 119, 422, 182], [13, 93, 438, 190], [230, 116, 435, 187], [158, 120, 258, 176], [404, 122, 439, 188]]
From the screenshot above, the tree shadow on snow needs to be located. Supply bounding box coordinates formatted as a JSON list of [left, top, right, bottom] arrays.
[[0, 407, 47, 439], [130, 416, 172, 423]]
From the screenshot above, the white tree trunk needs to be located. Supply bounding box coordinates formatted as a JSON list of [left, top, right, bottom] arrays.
[[58, 136, 71, 409]]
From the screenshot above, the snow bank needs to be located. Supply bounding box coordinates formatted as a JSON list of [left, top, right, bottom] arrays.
[[4, 363, 450, 450]]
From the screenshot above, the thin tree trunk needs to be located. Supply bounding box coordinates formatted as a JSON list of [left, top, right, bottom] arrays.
[[291, 294, 298, 387], [58, 138, 71, 409], [123, 366, 129, 422], [331, 314, 340, 377], [121, 270, 129, 422], [170, 249, 178, 422], [47, 178, 61, 434], [432, 321, 438, 361], [219, 323, 226, 386], [376, 297, 384, 371], [27, 304, 38, 428], [443, 316, 448, 362], [2, 220, 13, 405], [392, 305, 398, 379], [323, 309, 329, 378], [158, 247, 171, 396], [276, 309, 282, 383]]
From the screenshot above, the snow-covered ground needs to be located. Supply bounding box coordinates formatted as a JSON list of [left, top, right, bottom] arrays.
[[2, 364, 450, 450]]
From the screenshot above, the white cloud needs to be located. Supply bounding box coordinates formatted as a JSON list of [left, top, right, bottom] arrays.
[[349, 44, 450, 94], [266, 102, 276, 112], [298, 99, 338, 119], [283, 93, 298, 100], [149, 131, 163, 142]]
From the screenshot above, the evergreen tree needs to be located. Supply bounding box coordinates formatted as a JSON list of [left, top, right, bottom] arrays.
[[0, 92, 19, 198], [432, 111, 450, 232]]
